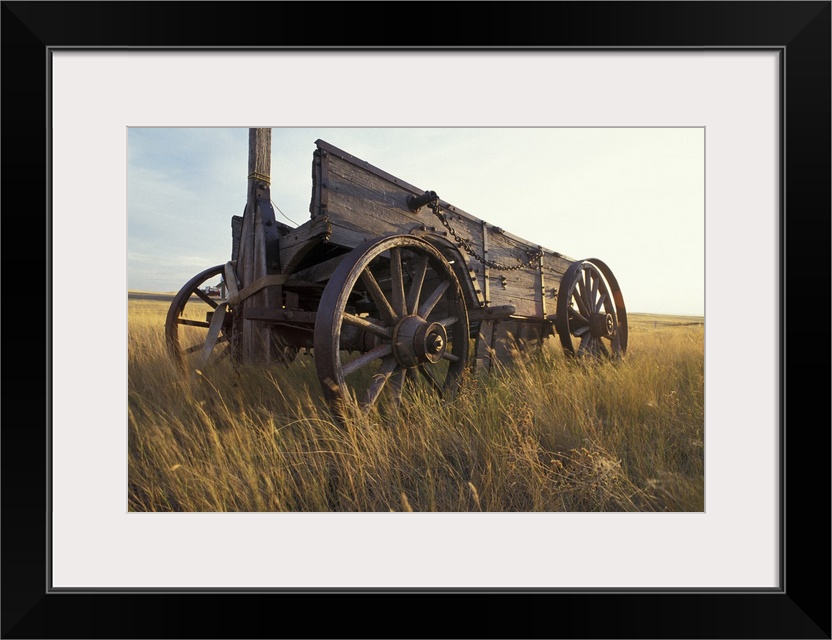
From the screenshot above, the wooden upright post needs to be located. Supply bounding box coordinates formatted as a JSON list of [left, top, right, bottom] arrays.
[[237, 128, 275, 362]]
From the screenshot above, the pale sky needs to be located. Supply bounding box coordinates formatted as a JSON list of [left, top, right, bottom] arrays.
[[128, 127, 704, 316]]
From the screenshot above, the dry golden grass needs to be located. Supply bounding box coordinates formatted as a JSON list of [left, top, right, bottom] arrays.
[[128, 297, 704, 512]]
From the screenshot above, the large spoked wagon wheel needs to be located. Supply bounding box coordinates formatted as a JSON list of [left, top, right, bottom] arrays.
[[165, 264, 236, 370], [314, 235, 470, 415], [555, 258, 628, 360]]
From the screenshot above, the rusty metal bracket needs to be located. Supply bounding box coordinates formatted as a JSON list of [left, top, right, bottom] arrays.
[[407, 190, 439, 213]]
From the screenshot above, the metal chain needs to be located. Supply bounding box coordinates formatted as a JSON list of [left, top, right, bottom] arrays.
[[428, 200, 542, 271]]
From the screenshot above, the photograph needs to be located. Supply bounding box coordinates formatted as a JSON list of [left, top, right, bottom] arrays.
[[127, 126, 705, 513]]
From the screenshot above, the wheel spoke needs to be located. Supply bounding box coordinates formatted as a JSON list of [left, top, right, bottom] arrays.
[[418, 279, 450, 318], [194, 288, 220, 308], [590, 272, 600, 311], [573, 325, 590, 337], [390, 248, 407, 317], [417, 364, 444, 397], [406, 255, 429, 315], [182, 334, 228, 355], [442, 352, 460, 362], [573, 289, 591, 320], [360, 266, 398, 324], [569, 308, 589, 327], [584, 268, 593, 302], [166, 265, 231, 369], [342, 343, 393, 377], [583, 286, 595, 316], [577, 271, 587, 304], [342, 312, 393, 339], [387, 367, 407, 408], [178, 318, 211, 328], [363, 356, 399, 407], [197, 303, 228, 369]]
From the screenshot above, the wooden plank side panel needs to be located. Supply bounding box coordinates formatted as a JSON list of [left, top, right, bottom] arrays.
[[316, 140, 576, 247], [311, 143, 583, 321], [473, 228, 556, 318], [481, 267, 572, 319], [542, 253, 574, 279], [487, 269, 542, 318], [543, 252, 578, 318], [326, 154, 433, 232], [324, 154, 488, 258], [326, 221, 383, 252], [484, 223, 540, 268]]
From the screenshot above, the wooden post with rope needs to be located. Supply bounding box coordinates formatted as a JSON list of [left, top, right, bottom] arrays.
[[236, 127, 279, 363]]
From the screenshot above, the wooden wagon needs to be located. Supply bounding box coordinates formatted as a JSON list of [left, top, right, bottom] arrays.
[[166, 134, 628, 414]]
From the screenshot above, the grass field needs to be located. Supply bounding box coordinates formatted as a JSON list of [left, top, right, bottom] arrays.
[[128, 295, 704, 512]]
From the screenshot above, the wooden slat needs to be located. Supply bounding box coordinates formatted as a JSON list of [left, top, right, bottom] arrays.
[[289, 253, 346, 283], [197, 303, 228, 370], [240, 307, 317, 324], [474, 319, 495, 374], [325, 155, 433, 234], [278, 216, 332, 273]]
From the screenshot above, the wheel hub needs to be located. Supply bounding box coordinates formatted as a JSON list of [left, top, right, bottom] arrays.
[[589, 312, 616, 338], [392, 315, 448, 367]]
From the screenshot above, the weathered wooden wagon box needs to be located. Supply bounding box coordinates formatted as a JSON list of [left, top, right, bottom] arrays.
[[167, 138, 628, 415]]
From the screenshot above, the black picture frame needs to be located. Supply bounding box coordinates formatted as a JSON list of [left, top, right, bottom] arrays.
[[3, 2, 829, 638]]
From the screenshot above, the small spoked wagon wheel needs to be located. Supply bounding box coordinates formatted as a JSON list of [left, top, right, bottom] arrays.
[[555, 258, 628, 360], [165, 264, 236, 370], [314, 235, 469, 415]]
